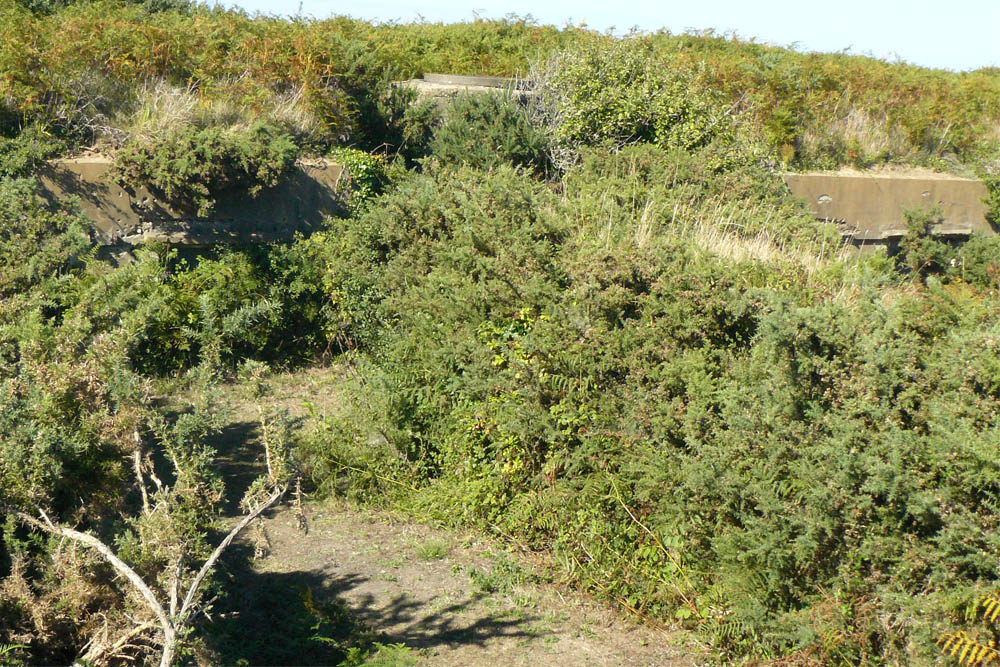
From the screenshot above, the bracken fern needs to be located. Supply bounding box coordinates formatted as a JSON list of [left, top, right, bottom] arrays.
[[941, 594, 1000, 666]]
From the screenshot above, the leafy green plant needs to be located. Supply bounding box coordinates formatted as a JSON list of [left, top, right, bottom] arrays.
[[2, 357, 292, 665], [529, 39, 731, 169], [328, 147, 387, 215], [0, 174, 333, 662]]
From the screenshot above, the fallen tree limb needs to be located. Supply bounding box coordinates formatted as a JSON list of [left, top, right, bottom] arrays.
[[7, 483, 286, 667]]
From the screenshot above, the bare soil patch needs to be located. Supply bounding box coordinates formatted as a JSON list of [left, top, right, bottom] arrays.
[[171, 366, 701, 665], [248, 498, 697, 666]]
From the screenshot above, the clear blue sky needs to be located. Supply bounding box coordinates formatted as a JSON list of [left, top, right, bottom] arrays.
[[222, 0, 999, 72]]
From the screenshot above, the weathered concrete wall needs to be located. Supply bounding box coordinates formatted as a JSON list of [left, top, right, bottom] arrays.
[[40, 156, 996, 255], [396, 73, 534, 100], [783, 171, 993, 243], [37, 157, 344, 246]]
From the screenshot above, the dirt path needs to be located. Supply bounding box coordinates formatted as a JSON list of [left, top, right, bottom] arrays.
[[252, 499, 697, 666], [174, 368, 700, 665]]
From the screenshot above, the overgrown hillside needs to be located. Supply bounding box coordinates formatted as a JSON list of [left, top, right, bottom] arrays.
[[2, 0, 1000, 171], [2, 1, 1000, 665]]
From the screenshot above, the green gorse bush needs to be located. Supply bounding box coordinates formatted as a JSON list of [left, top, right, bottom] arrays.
[[113, 123, 299, 217], [297, 146, 1000, 663], [430, 90, 550, 174]]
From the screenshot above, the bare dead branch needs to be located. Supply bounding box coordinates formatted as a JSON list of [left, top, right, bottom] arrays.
[[168, 557, 182, 618], [133, 443, 150, 517], [177, 485, 285, 621], [16, 509, 172, 634], [145, 452, 165, 494]]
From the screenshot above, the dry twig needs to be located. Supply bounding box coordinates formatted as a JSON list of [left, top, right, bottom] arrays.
[[10, 485, 285, 667]]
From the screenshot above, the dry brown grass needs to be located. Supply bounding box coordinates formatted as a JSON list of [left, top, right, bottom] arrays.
[[0, 548, 144, 665], [657, 196, 851, 275], [618, 190, 891, 310], [122, 80, 202, 141], [104, 78, 323, 150], [800, 104, 911, 166]]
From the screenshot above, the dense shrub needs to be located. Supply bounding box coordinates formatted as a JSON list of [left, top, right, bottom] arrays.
[[896, 204, 1000, 290], [0, 177, 91, 299], [429, 91, 549, 175], [642, 31, 1000, 170], [113, 123, 299, 217], [530, 38, 746, 170], [15, 0, 191, 15], [0, 124, 64, 178], [898, 205, 954, 278], [298, 147, 1000, 663], [953, 234, 1000, 289], [390, 95, 441, 164]]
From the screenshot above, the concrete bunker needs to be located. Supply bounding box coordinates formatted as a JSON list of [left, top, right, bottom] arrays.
[[395, 73, 535, 101], [35, 156, 345, 251], [782, 170, 995, 252]]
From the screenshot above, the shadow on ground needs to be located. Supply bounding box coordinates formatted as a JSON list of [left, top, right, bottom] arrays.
[[201, 538, 538, 665], [155, 397, 308, 514], [211, 419, 266, 512]]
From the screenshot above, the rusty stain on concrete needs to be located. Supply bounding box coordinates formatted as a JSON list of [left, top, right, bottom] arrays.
[[37, 157, 344, 246]]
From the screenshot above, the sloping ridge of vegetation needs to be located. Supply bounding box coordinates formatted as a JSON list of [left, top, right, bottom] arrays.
[[2, 1, 1000, 664]]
